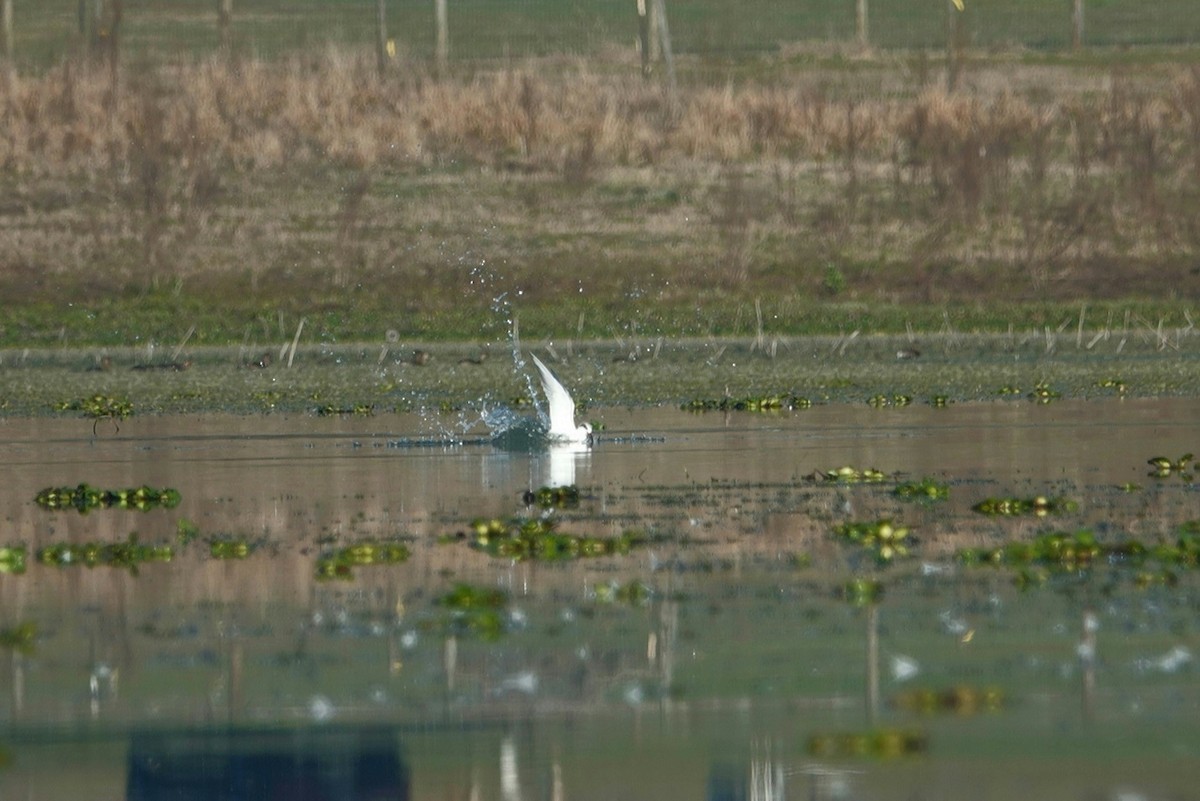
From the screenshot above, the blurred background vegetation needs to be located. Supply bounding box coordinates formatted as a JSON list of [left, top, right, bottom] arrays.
[[0, 1, 1198, 349]]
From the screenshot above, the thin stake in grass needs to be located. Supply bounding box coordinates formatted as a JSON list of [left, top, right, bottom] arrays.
[[286, 317, 305, 368], [837, 329, 859, 356], [170, 324, 195, 363]]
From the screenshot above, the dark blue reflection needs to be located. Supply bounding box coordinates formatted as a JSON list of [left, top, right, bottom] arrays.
[[706, 763, 748, 801], [126, 726, 408, 801]]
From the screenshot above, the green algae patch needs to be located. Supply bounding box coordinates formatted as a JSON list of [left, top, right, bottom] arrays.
[[37, 534, 173, 574], [0, 622, 36, 655], [522, 484, 581, 509], [806, 728, 928, 759], [176, 518, 201, 544], [840, 578, 884, 606], [891, 685, 1005, 716], [315, 403, 375, 417], [35, 484, 182, 513], [591, 579, 652, 606], [209, 537, 255, 560], [972, 495, 1077, 517], [0, 546, 26, 575], [867, 393, 911, 407], [458, 516, 646, 562], [681, 394, 812, 412], [957, 526, 1200, 589], [53, 394, 134, 430], [833, 520, 912, 564], [436, 583, 510, 641], [894, 477, 949, 502], [314, 540, 412, 581], [811, 466, 888, 483], [1028, 382, 1062, 404], [1147, 453, 1193, 479]]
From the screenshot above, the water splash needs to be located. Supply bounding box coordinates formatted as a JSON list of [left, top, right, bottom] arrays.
[[390, 276, 555, 449]]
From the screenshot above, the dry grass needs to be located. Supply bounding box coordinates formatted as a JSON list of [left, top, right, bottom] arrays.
[[1, 49, 1199, 340], [2, 49, 1192, 175]]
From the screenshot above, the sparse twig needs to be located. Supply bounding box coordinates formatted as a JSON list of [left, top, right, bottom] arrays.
[[287, 317, 305, 368], [170, 325, 195, 363]]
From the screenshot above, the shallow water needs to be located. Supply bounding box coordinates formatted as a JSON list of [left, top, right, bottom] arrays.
[[2, 399, 1200, 799]]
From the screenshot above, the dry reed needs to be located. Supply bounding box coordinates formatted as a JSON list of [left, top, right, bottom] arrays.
[[2, 49, 1200, 302]]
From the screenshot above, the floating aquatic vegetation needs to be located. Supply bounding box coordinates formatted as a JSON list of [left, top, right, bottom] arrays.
[[37, 534, 173, 574], [972, 495, 1077, 517], [0, 622, 36, 655], [1028, 382, 1061, 404], [806, 728, 927, 759], [1162, 526, 1200, 566], [209, 537, 254, 560], [315, 540, 412, 581], [522, 484, 581, 509], [0, 546, 26, 575], [1133, 569, 1180, 588], [176, 518, 200, 544], [894, 478, 949, 502], [958, 530, 1144, 571], [316, 403, 375, 416], [961, 526, 1200, 591], [868, 393, 911, 408], [891, 685, 1004, 716], [592, 579, 652, 606], [834, 520, 911, 564], [254, 390, 284, 411], [436, 583, 509, 641], [681, 394, 811, 412], [811, 466, 888, 483], [54, 394, 133, 431], [35, 484, 181, 513], [841, 578, 884, 606], [459, 516, 646, 562], [1147, 453, 1193, 479]]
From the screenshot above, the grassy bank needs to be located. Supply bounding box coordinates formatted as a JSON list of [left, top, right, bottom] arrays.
[[3, 329, 1199, 417], [11, 0, 1200, 69], [1, 50, 1200, 348]]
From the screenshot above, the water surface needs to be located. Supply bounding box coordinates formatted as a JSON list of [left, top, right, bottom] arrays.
[[1, 399, 1199, 799]]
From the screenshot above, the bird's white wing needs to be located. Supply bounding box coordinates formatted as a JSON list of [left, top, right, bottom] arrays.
[[530, 354, 578, 439]]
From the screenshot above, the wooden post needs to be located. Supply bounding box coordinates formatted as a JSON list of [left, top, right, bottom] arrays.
[[1071, 0, 1084, 50], [855, 0, 869, 52], [78, 0, 93, 58], [865, 605, 879, 726], [945, 0, 965, 92], [107, 0, 122, 103], [434, 0, 448, 75], [375, 0, 388, 75], [648, 0, 661, 61], [636, 0, 651, 78], [1, 0, 14, 83], [650, 0, 676, 113], [217, 0, 232, 52]]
